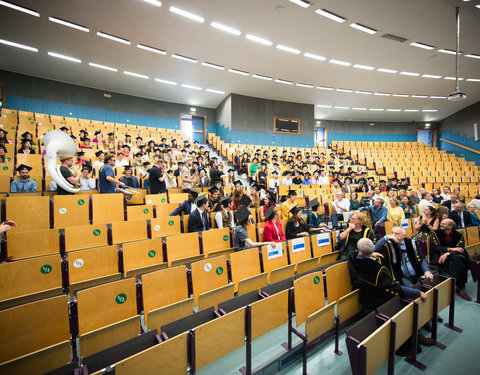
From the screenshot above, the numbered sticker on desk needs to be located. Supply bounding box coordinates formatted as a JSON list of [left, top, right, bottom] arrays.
[[291, 238, 305, 253], [73, 258, 84, 268], [59, 208, 67, 214], [267, 243, 283, 260], [204, 263, 212, 272], [154, 225, 160, 232], [317, 233, 330, 247]]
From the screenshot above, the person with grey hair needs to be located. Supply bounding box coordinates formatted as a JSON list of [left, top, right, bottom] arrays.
[[349, 238, 426, 314]]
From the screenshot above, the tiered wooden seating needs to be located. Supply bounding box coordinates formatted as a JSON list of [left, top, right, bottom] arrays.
[[6, 196, 50, 232], [5, 228, 60, 260], [190, 255, 230, 307], [165, 232, 202, 266], [122, 238, 166, 277], [91, 194, 125, 224], [53, 194, 90, 228], [201, 227, 234, 258]]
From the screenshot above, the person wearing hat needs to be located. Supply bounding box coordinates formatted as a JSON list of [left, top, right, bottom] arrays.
[[76, 151, 86, 166], [55, 155, 82, 195], [122, 144, 131, 160], [231, 180, 243, 210], [225, 168, 236, 188], [59, 126, 69, 133], [286, 206, 309, 240], [341, 177, 354, 194], [257, 163, 268, 186], [188, 194, 211, 232], [18, 139, 36, 154], [21, 131, 34, 142], [98, 153, 126, 194], [281, 171, 293, 186], [11, 164, 37, 193], [302, 172, 312, 185], [132, 136, 143, 154], [0, 129, 11, 145], [207, 187, 221, 213], [279, 190, 297, 220], [247, 182, 261, 208], [119, 166, 140, 189], [124, 134, 133, 148], [92, 131, 104, 146], [269, 170, 280, 189], [259, 189, 276, 222], [132, 152, 143, 168], [92, 150, 105, 168], [213, 179, 225, 198], [105, 132, 115, 152], [307, 198, 330, 233], [149, 158, 167, 194], [387, 178, 399, 191], [198, 168, 210, 188], [79, 137, 93, 150], [170, 189, 199, 216], [292, 170, 303, 185], [263, 207, 286, 243], [79, 165, 96, 191], [233, 206, 275, 252], [214, 195, 235, 229]]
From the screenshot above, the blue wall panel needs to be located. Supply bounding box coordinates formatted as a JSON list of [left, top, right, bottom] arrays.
[[24, 98, 43, 113], [328, 132, 417, 144], [6, 95, 24, 110], [60, 103, 77, 117], [76, 105, 92, 120], [439, 131, 480, 165], [43, 101, 61, 116]]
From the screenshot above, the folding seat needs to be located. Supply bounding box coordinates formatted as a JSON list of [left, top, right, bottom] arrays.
[[164, 232, 202, 266], [111, 219, 148, 244], [6, 196, 50, 232], [6, 227, 60, 259], [53, 194, 90, 228], [91, 193, 125, 224], [122, 238, 166, 277]]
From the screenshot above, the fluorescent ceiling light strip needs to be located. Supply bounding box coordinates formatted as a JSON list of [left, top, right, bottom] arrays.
[[169, 6, 204, 22], [411, 95, 428, 98], [438, 49, 456, 55], [171, 54, 197, 63], [444, 76, 463, 80], [334, 106, 349, 109], [182, 84, 202, 90], [252, 74, 272, 80], [89, 62, 117, 72], [304, 52, 326, 61], [386, 109, 401, 112], [374, 92, 391, 96], [124, 71, 149, 79], [275, 79, 294, 85], [316, 86, 334, 91], [422, 109, 438, 112], [316, 104, 332, 108], [466, 78, 480, 82], [315, 9, 346, 23], [0, 0, 39, 16], [48, 17, 89, 32], [329, 59, 351, 66], [288, 0, 310, 8], [430, 96, 446, 99], [352, 107, 367, 111], [465, 54, 480, 59], [155, 78, 177, 85], [97, 31, 131, 45], [476, 5, 480, 9], [229, 68, 249, 76], [422, 74, 441, 79], [48, 51, 81, 63], [210, 21, 241, 35], [404, 109, 419, 112], [0, 38, 37, 52], [353, 64, 374, 70], [137, 44, 166, 55], [245, 34, 272, 46], [349, 23, 376, 34], [201, 62, 224, 70], [206, 89, 225, 94], [377, 68, 397, 74], [276, 44, 301, 54], [369, 108, 384, 111], [143, 0, 162, 6], [297, 83, 314, 88], [410, 42, 434, 50], [400, 71, 420, 76], [355, 90, 372, 95], [393, 94, 409, 97], [336, 88, 353, 93]]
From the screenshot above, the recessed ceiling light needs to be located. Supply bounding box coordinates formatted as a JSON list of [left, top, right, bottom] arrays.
[[404, 109, 419, 112], [201, 62, 224, 70], [316, 86, 334, 91], [169, 6, 205, 22], [353, 64, 374, 70], [334, 106, 350, 109], [143, 0, 162, 6], [430, 96, 447, 99], [246, 34, 272, 46], [377, 68, 397, 74], [182, 84, 202, 90], [48, 51, 81, 63], [288, 0, 310, 8], [422, 74, 442, 79], [0, 38, 38, 52], [137, 44, 166, 55], [466, 78, 480, 82], [400, 71, 420, 76], [275, 79, 294, 85], [97, 32, 131, 45], [329, 59, 351, 66], [386, 109, 402, 112], [374, 92, 391, 96], [155, 78, 177, 85], [228, 68, 249, 76], [171, 54, 197, 63], [422, 110, 438, 112], [0, 1, 39, 17], [411, 95, 428, 98], [438, 49, 457, 55], [444, 76, 464, 80], [369, 108, 384, 111], [315, 9, 346, 23], [206, 89, 225, 94], [277, 44, 301, 54], [252, 74, 272, 80], [295, 83, 313, 88], [89, 62, 117, 72], [393, 94, 409, 97], [425, 123, 431, 128], [465, 54, 480, 59], [355, 90, 372, 95], [304, 52, 326, 61], [336, 88, 353, 93], [349, 23, 377, 34], [48, 17, 89, 32], [190, 107, 196, 112], [317, 104, 332, 108], [476, 5, 480, 9], [410, 42, 435, 50], [352, 107, 367, 111], [210, 21, 241, 36], [124, 71, 149, 79]]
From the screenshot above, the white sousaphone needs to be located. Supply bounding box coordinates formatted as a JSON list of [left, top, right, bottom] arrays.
[[44, 130, 80, 194]]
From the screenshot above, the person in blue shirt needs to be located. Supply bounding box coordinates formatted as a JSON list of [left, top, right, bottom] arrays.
[[10, 164, 37, 193], [169, 189, 199, 216], [98, 153, 126, 193], [359, 197, 388, 226], [302, 172, 311, 185]]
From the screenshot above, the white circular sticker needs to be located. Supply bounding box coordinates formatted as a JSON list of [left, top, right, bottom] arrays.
[[59, 208, 67, 214], [260, 228, 264, 234], [73, 258, 84, 268], [204, 263, 212, 272], [147, 199, 152, 204], [154, 225, 160, 231]]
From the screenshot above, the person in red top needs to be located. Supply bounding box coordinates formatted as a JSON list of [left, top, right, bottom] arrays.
[[259, 189, 277, 222], [263, 207, 286, 243]]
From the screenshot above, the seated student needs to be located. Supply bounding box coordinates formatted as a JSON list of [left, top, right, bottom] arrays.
[[359, 198, 388, 235], [349, 192, 361, 211], [282, 171, 293, 186], [213, 179, 225, 198], [259, 189, 276, 222], [18, 139, 36, 154], [247, 182, 261, 208], [233, 206, 275, 252], [0, 145, 8, 163], [400, 196, 416, 219], [441, 193, 458, 211], [331, 192, 350, 229], [207, 187, 221, 213], [115, 152, 129, 167], [119, 166, 140, 189], [307, 198, 330, 233], [286, 206, 309, 239], [387, 197, 405, 221], [214, 196, 235, 228], [80, 137, 93, 149], [468, 203, 480, 226], [263, 207, 286, 242], [10, 164, 37, 193], [188, 194, 211, 233], [302, 172, 311, 185], [280, 190, 297, 220], [92, 150, 105, 168], [132, 152, 143, 168], [292, 170, 303, 185], [79, 165, 96, 191], [269, 170, 280, 189], [169, 189, 199, 216]]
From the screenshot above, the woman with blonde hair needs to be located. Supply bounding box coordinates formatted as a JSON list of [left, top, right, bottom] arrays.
[[387, 197, 405, 221], [337, 211, 375, 261]]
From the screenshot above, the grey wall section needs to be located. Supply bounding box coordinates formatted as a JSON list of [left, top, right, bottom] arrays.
[[318, 119, 438, 134], [0, 70, 217, 123], [230, 93, 314, 136], [216, 95, 231, 129], [439, 101, 480, 138]]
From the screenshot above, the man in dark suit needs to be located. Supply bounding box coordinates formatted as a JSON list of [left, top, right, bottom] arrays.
[[209, 158, 223, 184], [448, 202, 472, 228], [441, 193, 458, 211], [198, 168, 210, 187], [169, 189, 199, 216], [187, 194, 211, 232]]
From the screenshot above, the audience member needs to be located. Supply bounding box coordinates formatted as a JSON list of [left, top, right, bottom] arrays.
[[214, 196, 234, 228], [337, 211, 375, 261], [400, 196, 416, 219], [280, 190, 297, 220], [169, 189, 199, 216], [11, 164, 37, 193], [188, 194, 211, 232], [468, 204, 480, 226], [387, 197, 404, 221], [285, 206, 309, 239], [233, 206, 274, 251], [307, 198, 330, 233], [448, 202, 472, 228], [263, 207, 286, 242], [331, 192, 350, 229]]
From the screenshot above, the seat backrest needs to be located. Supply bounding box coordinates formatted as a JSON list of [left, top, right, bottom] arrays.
[[287, 237, 312, 267], [250, 289, 288, 340], [361, 319, 392, 375], [92, 194, 124, 224], [122, 238, 165, 277], [229, 248, 261, 287], [64, 224, 109, 252], [310, 232, 333, 257], [261, 242, 288, 275], [154, 202, 179, 218], [6, 196, 50, 232], [165, 232, 200, 266], [169, 193, 188, 204], [54, 195, 90, 228], [201, 228, 232, 257], [190, 256, 228, 306], [111, 219, 148, 244], [145, 194, 168, 206], [150, 216, 182, 237], [324, 261, 352, 304], [6, 228, 60, 260], [294, 271, 326, 327], [126, 204, 154, 220]]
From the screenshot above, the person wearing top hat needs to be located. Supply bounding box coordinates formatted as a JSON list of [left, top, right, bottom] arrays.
[[259, 189, 276, 222], [286, 206, 309, 240], [79, 164, 96, 191], [233, 206, 275, 252], [92, 150, 105, 168], [11, 164, 37, 193], [188, 194, 211, 232], [279, 190, 297, 220], [18, 139, 36, 154], [170, 189, 199, 216], [263, 207, 286, 243], [214, 195, 235, 229], [56, 154, 82, 195], [119, 166, 140, 189], [307, 198, 330, 233], [207, 187, 221, 213]]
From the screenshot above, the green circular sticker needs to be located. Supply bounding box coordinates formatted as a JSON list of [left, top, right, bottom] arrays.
[[168, 220, 174, 226], [6, 157, 10, 162], [11, 126, 15, 130], [30, 121, 34, 124], [223, 235, 229, 241], [93, 229, 101, 236], [115, 293, 127, 304], [313, 276, 320, 284], [148, 250, 156, 258], [161, 198, 166, 203], [216, 267, 224, 275], [282, 249, 285, 255], [77, 199, 85, 206], [2, 166, 8, 170], [143, 209, 149, 214], [40, 264, 52, 274]]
